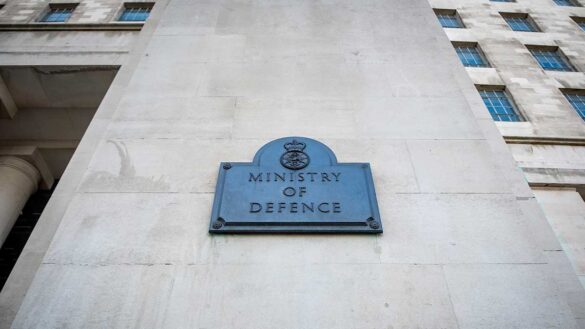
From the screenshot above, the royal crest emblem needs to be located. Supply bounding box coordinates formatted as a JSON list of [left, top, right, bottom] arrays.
[[280, 139, 310, 170]]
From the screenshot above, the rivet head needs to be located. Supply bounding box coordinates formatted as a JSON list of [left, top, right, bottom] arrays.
[[213, 217, 225, 229], [369, 222, 380, 229], [223, 163, 232, 170]]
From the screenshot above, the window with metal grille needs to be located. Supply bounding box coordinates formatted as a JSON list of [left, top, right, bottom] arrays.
[[434, 9, 465, 28], [563, 91, 585, 120], [553, 0, 580, 6], [501, 13, 540, 32], [572, 17, 585, 31], [528, 47, 575, 72], [478, 88, 523, 122], [40, 4, 76, 22], [453, 43, 490, 67], [119, 3, 153, 21]]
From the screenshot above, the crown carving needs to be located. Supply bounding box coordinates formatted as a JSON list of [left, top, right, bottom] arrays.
[[284, 139, 306, 152]]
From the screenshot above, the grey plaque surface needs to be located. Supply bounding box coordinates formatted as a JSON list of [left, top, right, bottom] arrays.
[[209, 137, 382, 233]]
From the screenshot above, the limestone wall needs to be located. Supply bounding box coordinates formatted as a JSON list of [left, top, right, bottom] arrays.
[[2, 0, 585, 328]]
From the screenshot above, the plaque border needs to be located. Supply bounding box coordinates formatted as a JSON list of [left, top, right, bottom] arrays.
[[209, 138, 383, 234]]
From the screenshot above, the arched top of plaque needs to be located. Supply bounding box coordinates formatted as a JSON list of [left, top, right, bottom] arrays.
[[253, 136, 338, 170]]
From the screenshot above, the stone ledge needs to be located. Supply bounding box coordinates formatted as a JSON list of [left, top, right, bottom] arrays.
[[504, 136, 585, 146], [0, 23, 143, 32]]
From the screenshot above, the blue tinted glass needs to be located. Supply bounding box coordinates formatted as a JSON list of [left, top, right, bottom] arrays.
[[578, 21, 585, 31], [437, 13, 464, 28], [530, 49, 574, 71], [565, 93, 585, 120], [505, 16, 538, 32], [479, 90, 522, 122], [41, 8, 73, 22], [455, 46, 489, 67], [553, 0, 579, 6], [119, 7, 151, 21]]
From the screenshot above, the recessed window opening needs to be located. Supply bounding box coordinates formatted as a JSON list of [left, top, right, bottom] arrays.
[[501, 13, 541, 32], [553, 0, 581, 7], [571, 17, 585, 31], [527, 46, 576, 72], [40, 3, 77, 23], [477, 86, 523, 122], [453, 42, 491, 67], [434, 9, 465, 28], [119, 2, 154, 22], [561, 89, 585, 120]]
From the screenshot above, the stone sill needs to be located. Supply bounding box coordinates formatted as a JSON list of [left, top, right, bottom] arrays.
[[0, 23, 143, 31]]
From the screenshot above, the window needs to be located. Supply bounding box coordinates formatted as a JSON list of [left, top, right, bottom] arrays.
[[477, 87, 523, 122], [491, 0, 515, 2], [562, 90, 585, 120], [40, 4, 77, 23], [501, 13, 540, 32], [119, 3, 153, 21], [434, 9, 465, 28], [572, 17, 585, 31], [553, 0, 581, 6], [528, 46, 575, 72], [453, 43, 490, 67]]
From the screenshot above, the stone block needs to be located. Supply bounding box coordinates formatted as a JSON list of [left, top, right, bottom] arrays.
[[407, 139, 511, 193], [444, 264, 578, 329]]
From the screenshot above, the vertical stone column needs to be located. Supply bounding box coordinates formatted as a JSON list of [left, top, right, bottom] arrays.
[[0, 156, 40, 247]]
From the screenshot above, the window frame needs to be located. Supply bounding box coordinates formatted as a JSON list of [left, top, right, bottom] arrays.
[[118, 2, 154, 22], [476, 85, 524, 122], [526, 45, 577, 72], [500, 12, 541, 32], [38, 3, 78, 23], [560, 89, 585, 120], [434, 9, 466, 29], [452, 42, 491, 68]]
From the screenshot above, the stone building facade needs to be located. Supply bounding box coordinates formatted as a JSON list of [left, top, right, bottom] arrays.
[[429, 0, 585, 295], [0, 0, 584, 328]]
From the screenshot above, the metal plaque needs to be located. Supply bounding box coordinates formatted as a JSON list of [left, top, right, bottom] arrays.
[[209, 137, 382, 233]]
